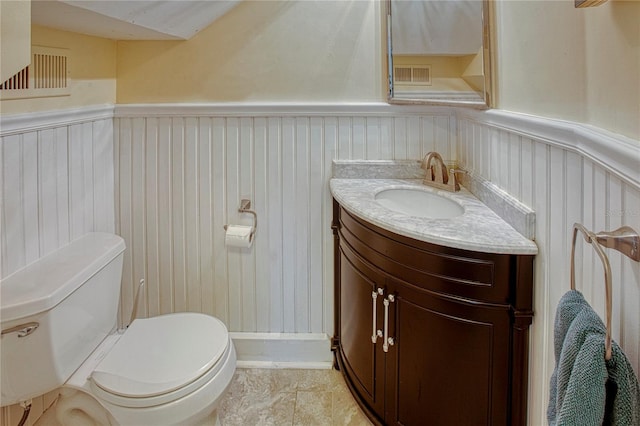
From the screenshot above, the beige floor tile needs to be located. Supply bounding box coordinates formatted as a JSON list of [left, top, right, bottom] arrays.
[[217, 368, 373, 426], [33, 368, 372, 426], [332, 382, 372, 426], [293, 391, 333, 426], [218, 369, 298, 425], [219, 387, 296, 425], [268, 369, 305, 393], [294, 369, 343, 392]]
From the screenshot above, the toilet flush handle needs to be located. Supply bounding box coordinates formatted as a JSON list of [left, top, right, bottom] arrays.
[[1, 322, 39, 338]]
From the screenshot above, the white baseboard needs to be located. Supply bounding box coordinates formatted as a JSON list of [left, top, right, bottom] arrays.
[[229, 332, 333, 369]]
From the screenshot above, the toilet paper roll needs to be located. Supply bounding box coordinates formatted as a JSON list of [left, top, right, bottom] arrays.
[[225, 225, 254, 248]]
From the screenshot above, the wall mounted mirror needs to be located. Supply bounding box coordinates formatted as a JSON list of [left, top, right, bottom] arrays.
[[386, 0, 494, 108]]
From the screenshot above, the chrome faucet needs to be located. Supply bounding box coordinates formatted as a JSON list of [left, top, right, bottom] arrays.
[[420, 151, 462, 192]]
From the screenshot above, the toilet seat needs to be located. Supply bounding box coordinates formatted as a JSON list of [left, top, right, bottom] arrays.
[[89, 312, 230, 408]]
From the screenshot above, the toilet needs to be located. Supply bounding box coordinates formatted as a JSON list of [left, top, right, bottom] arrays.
[[0, 233, 236, 426]]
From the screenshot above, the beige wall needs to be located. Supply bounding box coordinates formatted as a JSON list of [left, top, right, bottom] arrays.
[[0, 25, 116, 115], [115, 0, 638, 138], [2, 1, 637, 140], [116, 0, 384, 103], [496, 0, 640, 140], [0, 0, 31, 83]]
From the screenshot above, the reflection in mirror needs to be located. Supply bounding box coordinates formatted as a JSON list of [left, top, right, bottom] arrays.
[[386, 0, 492, 108]]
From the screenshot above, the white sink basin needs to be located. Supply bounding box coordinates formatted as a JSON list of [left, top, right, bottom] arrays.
[[374, 188, 464, 219]]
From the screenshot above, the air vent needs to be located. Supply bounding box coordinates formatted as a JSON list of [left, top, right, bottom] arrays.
[[394, 65, 432, 86], [33, 50, 68, 89], [1, 67, 29, 90], [395, 67, 412, 83], [575, 0, 607, 7], [0, 46, 70, 100]]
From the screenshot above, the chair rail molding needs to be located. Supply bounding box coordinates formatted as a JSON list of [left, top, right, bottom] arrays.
[[0, 104, 115, 136], [2, 103, 635, 189], [113, 102, 454, 118], [457, 108, 640, 190]]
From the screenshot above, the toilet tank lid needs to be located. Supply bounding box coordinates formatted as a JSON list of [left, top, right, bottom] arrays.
[[0, 233, 125, 323]]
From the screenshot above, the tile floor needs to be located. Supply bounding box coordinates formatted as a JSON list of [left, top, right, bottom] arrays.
[[218, 368, 373, 426], [33, 368, 372, 426]]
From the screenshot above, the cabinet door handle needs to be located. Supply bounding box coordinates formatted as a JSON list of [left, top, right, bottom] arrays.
[[383, 294, 395, 352], [371, 290, 379, 343], [371, 288, 384, 343]]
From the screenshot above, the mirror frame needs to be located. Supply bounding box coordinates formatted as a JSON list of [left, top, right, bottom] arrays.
[[385, 0, 495, 109]]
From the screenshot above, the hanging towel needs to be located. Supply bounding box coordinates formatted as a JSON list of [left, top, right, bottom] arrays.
[[551, 290, 590, 360], [547, 290, 590, 422], [548, 292, 640, 426], [549, 302, 608, 426], [604, 343, 640, 425]]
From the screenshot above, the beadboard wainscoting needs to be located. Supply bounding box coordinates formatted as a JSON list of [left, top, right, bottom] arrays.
[[457, 108, 640, 425], [112, 104, 457, 366], [1, 103, 638, 426], [0, 105, 116, 426]]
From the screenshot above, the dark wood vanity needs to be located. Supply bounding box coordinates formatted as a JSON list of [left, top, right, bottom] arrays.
[[331, 199, 534, 426]]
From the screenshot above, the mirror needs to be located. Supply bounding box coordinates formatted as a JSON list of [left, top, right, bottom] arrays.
[[386, 0, 493, 108]]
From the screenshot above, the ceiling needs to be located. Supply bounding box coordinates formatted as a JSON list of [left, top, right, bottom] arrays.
[[31, 0, 242, 40]]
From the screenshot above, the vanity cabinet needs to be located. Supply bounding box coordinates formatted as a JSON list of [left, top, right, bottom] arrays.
[[331, 200, 534, 426]]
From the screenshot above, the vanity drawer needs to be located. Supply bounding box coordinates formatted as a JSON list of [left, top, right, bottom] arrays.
[[338, 206, 524, 305]]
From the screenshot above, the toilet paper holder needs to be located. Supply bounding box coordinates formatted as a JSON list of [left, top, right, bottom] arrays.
[[224, 199, 257, 238]]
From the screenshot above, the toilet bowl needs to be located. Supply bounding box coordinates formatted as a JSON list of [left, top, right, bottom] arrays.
[[57, 313, 236, 426], [0, 233, 236, 425]]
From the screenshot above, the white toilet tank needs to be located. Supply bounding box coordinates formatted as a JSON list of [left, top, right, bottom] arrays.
[[0, 233, 125, 406]]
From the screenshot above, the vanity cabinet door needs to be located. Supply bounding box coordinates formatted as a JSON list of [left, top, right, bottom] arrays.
[[332, 199, 533, 426], [383, 280, 511, 426], [337, 242, 386, 417]]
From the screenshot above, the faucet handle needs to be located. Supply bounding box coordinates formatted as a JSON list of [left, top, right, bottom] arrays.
[[448, 168, 467, 191]]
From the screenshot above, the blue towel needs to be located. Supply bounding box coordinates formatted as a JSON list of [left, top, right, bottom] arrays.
[[547, 290, 590, 422], [604, 344, 640, 425], [548, 290, 640, 426]]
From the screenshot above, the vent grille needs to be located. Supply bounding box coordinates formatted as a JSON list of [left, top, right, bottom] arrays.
[[33, 52, 68, 89], [1, 46, 70, 100], [1, 67, 29, 90], [394, 65, 432, 86], [575, 0, 608, 7], [395, 67, 412, 83]]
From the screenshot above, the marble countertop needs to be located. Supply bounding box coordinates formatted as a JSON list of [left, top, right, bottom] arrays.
[[330, 178, 538, 255]]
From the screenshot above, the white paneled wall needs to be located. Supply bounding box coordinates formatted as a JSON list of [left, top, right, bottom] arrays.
[[0, 106, 115, 425], [2, 103, 638, 426], [113, 106, 456, 333], [457, 109, 640, 425], [1, 109, 116, 278]]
